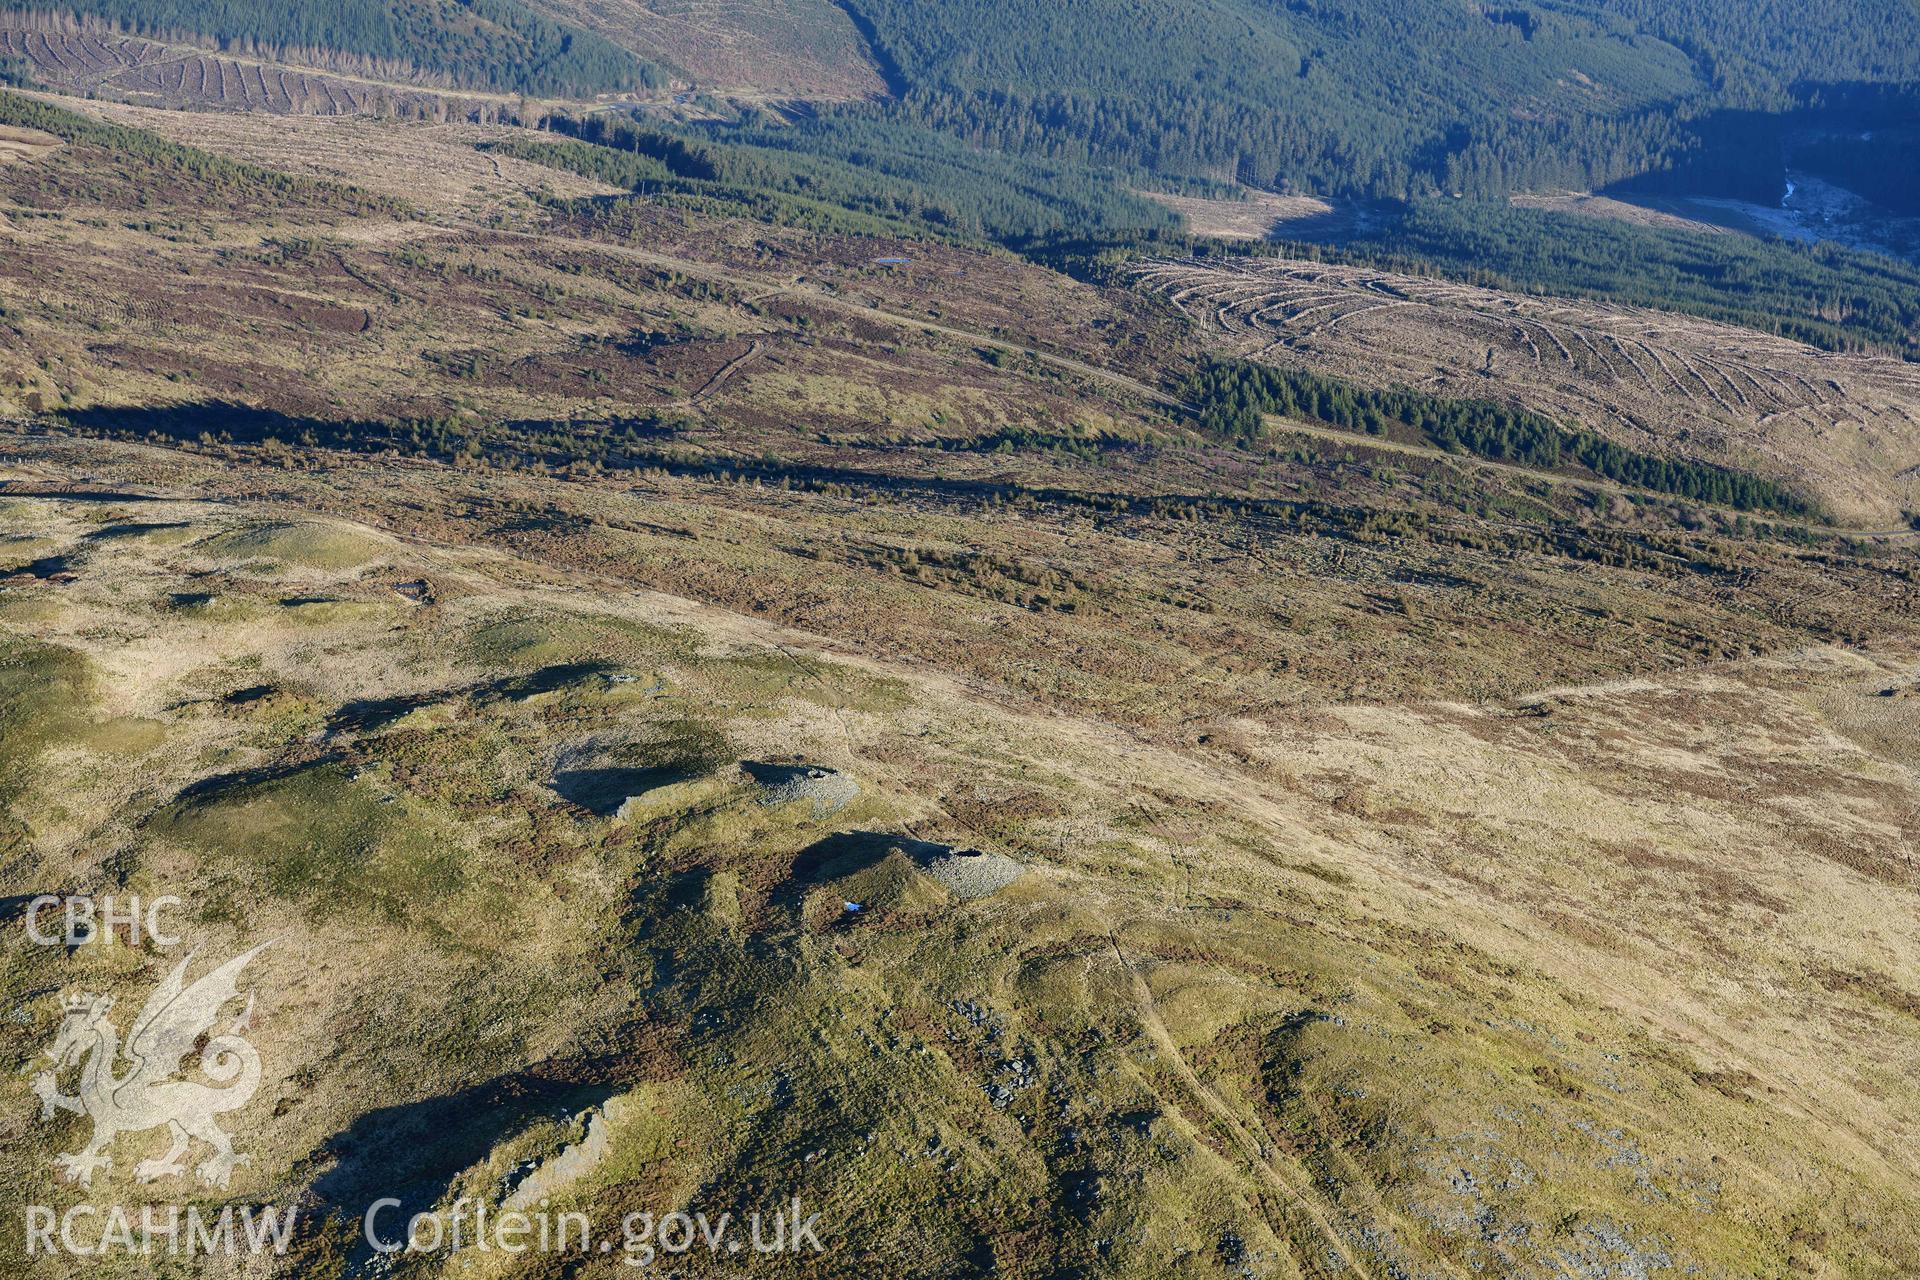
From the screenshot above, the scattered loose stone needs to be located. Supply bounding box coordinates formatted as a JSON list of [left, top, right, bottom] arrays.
[[744, 761, 861, 818]]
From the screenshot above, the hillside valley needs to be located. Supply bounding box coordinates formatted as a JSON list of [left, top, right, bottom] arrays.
[[1, 9, 1920, 1278]]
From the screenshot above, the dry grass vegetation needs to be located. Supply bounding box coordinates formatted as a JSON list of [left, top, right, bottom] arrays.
[[0, 22, 520, 119], [5, 437, 1920, 1278], [1508, 192, 1740, 238], [53, 95, 623, 212], [525, 0, 888, 98], [1136, 189, 1337, 241], [0, 121, 58, 163], [2, 95, 1920, 1279], [1135, 256, 1920, 525]]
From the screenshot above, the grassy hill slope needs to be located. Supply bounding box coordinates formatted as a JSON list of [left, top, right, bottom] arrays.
[[3, 432, 1919, 1279], [3, 93, 1920, 1279]]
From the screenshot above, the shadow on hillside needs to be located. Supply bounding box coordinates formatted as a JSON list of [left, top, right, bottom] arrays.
[[551, 765, 693, 815], [307, 1067, 621, 1272], [56, 401, 1369, 531], [773, 830, 958, 910], [326, 664, 620, 737]]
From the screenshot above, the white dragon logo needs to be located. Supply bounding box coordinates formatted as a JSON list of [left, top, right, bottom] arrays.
[[31, 943, 270, 1189]]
